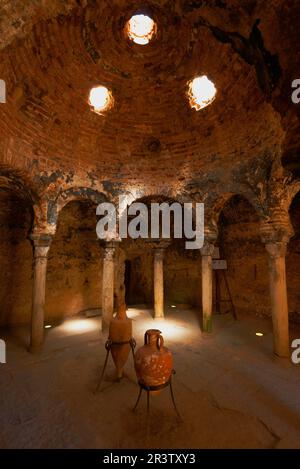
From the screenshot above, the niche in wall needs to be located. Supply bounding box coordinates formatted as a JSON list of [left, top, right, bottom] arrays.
[[0, 188, 33, 326], [46, 200, 102, 321]]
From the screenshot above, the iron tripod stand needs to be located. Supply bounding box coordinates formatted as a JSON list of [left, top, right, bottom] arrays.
[[132, 369, 182, 421], [95, 337, 136, 393]]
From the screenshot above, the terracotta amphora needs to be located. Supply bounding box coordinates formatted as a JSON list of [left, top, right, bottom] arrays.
[[134, 329, 173, 391], [109, 287, 132, 379]]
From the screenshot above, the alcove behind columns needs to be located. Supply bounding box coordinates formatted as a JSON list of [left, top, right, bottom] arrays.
[[0, 185, 34, 327], [287, 191, 300, 324], [217, 194, 270, 317], [45, 200, 102, 323], [121, 192, 203, 315]]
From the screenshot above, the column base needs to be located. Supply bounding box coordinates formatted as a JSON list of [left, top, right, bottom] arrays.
[[274, 352, 290, 359], [273, 345, 290, 359], [202, 315, 213, 333], [154, 314, 165, 320], [28, 343, 43, 354]]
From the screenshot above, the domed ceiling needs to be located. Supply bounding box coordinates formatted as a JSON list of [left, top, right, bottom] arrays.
[[0, 0, 299, 199]]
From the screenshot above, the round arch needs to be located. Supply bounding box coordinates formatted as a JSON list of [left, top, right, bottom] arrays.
[[208, 191, 264, 227], [46, 186, 109, 228], [286, 190, 300, 324], [215, 192, 270, 318], [45, 196, 103, 323], [287, 183, 300, 212], [123, 193, 201, 310], [0, 167, 37, 327]]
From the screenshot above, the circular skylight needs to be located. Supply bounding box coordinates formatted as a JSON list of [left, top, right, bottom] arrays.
[[126, 14, 157, 45], [88, 86, 114, 114], [188, 76, 217, 111]]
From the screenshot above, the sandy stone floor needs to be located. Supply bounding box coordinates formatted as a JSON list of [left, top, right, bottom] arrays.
[[0, 307, 300, 449]]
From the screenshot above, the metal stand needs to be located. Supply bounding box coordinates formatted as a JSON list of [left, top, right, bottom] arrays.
[[215, 241, 237, 320], [95, 337, 136, 393], [132, 370, 182, 421], [215, 270, 237, 319]]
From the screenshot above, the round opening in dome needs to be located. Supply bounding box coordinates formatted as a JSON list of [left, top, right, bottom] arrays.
[[125, 14, 157, 45], [88, 86, 114, 114], [187, 76, 217, 111]]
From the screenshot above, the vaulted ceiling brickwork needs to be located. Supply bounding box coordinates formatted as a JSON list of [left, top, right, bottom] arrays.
[[0, 1, 299, 217]]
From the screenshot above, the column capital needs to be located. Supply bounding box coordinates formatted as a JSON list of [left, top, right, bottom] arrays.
[[265, 242, 287, 259], [30, 233, 53, 247], [204, 224, 218, 243], [201, 241, 215, 257], [260, 209, 294, 244], [101, 240, 119, 260], [100, 238, 120, 249], [146, 239, 171, 251], [154, 247, 165, 260], [30, 233, 52, 259], [105, 240, 120, 248]]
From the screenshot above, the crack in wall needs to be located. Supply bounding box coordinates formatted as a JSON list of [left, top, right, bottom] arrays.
[[194, 17, 282, 98]]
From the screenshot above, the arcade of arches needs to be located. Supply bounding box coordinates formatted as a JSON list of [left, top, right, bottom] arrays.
[[0, 0, 300, 450]]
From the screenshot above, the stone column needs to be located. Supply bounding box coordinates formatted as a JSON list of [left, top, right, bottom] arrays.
[[201, 242, 215, 333], [102, 241, 116, 333], [29, 233, 52, 353], [154, 248, 165, 319], [265, 242, 290, 357], [260, 211, 294, 358]]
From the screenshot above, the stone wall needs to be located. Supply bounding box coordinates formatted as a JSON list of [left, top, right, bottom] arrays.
[[218, 195, 300, 320], [220, 221, 271, 317], [123, 239, 201, 307], [165, 243, 201, 307], [1, 192, 300, 327], [287, 192, 300, 321], [45, 201, 102, 322], [0, 0, 300, 331], [0, 197, 103, 326], [0, 191, 33, 326]]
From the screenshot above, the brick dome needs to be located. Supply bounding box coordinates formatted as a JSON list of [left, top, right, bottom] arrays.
[[1, 0, 298, 198]]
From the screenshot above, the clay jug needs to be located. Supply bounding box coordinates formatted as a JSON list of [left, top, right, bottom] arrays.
[[134, 329, 173, 389], [109, 287, 132, 380]]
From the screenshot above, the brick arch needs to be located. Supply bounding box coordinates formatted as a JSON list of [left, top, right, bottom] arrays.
[[287, 182, 300, 212], [45, 190, 104, 325], [208, 192, 264, 227], [0, 165, 39, 205], [129, 194, 181, 206], [125, 193, 186, 234], [289, 188, 300, 233], [0, 165, 43, 231], [47, 187, 109, 228], [123, 193, 202, 250], [0, 166, 37, 327]]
